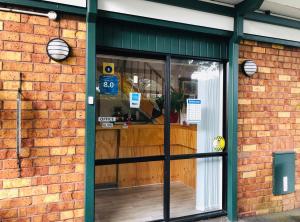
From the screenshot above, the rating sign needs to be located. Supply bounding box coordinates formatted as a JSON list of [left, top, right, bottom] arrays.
[[99, 75, 118, 95]]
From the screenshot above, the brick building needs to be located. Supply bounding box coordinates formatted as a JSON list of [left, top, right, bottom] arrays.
[[0, 1, 300, 222]]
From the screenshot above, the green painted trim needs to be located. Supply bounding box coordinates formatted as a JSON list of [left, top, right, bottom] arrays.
[[227, 15, 242, 222], [226, 2, 265, 220], [235, 15, 244, 42], [85, 0, 97, 222], [227, 38, 239, 222], [98, 10, 232, 37], [146, 0, 235, 17], [0, 0, 86, 15], [246, 12, 300, 30], [235, 0, 264, 16], [243, 34, 300, 48]]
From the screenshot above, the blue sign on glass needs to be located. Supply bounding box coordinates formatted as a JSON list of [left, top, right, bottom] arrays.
[[99, 75, 118, 95], [132, 93, 139, 101]]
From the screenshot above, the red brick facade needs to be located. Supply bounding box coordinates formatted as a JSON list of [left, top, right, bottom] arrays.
[[238, 40, 300, 217], [1, 8, 300, 221], [0, 11, 86, 221]]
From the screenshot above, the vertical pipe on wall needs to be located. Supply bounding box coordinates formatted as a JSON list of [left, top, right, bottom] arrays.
[[85, 0, 97, 222], [227, 14, 243, 222]]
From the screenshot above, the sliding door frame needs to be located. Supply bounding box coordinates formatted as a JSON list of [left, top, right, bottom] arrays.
[[93, 47, 228, 222]]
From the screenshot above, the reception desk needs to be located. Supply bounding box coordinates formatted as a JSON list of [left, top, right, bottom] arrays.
[[95, 124, 197, 188]]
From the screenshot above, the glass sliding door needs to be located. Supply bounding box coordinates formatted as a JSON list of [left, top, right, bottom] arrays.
[[94, 54, 165, 222], [169, 59, 225, 218], [170, 59, 224, 155], [94, 52, 226, 222]]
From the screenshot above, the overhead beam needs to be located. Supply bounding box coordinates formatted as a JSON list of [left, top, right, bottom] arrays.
[[98, 10, 232, 37], [235, 0, 264, 16], [146, 0, 235, 17], [245, 12, 300, 30], [0, 0, 86, 15]]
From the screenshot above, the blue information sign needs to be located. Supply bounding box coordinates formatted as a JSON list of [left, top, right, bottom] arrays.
[[99, 75, 118, 95]]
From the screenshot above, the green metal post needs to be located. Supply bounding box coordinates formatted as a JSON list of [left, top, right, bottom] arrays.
[[227, 1, 264, 220], [85, 0, 97, 222], [227, 14, 243, 222]]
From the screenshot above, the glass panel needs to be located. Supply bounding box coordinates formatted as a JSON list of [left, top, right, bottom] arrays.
[[170, 59, 224, 155], [170, 158, 223, 218], [96, 55, 165, 159], [95, 161, 164, 222]]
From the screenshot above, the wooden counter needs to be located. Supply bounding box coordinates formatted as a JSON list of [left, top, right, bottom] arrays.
[[95, 123, 197, 188]]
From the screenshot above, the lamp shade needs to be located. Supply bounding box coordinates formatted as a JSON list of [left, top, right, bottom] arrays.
[[242, 60, 257, 76], [47, 38, 70, 61]]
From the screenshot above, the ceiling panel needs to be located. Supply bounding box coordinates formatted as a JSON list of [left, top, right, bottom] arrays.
[[260, 0, 300, 20]]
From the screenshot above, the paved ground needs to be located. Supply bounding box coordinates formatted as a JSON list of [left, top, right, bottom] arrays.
[[238, 208, 300, 222], [201, 208, 300, 222]]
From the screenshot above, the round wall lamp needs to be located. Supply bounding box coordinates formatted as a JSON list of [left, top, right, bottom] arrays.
[[47, 11, 58, 20], [242, 60, 257, 77], [46, 38, 70, 61]]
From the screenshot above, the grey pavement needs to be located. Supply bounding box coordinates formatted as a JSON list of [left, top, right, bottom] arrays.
[[200, 209, 300, 222]]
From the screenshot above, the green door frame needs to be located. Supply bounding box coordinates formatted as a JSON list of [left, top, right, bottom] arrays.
[[227, 14, 242, 222], [84, 1, 264, 222], [86, 6, 234, 222], [85, 0, 97, 222]]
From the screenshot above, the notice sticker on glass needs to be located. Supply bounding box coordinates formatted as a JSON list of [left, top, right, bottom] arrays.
[[99, 75, 118, 95], [98, 117, 116, 122], [129, 92, 141, 108], [186, 99, 201, 123], [102, 122, 113, 128], [103, 62, 115, 75]]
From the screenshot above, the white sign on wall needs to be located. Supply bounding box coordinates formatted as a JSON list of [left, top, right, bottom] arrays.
[[98, 117, 116, 122], [186, 99, 201, 123]]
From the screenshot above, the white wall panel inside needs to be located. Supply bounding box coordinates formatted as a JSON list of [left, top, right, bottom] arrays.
[[244, 20, 300, 42], [98, 0, 234, 31]]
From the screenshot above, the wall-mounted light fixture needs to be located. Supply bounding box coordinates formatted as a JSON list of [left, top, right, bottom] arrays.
[[242, 60, 257, 77], [46, 38, 70, 61]]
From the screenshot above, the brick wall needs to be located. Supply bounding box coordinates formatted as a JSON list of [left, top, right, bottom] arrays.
[[238, 40, 300, 217], [0, 11, 86, 221]]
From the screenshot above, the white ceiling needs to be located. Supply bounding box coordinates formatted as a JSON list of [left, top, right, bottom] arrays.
[[260, 0, 300, 20], [205, 0, 300, 20]]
